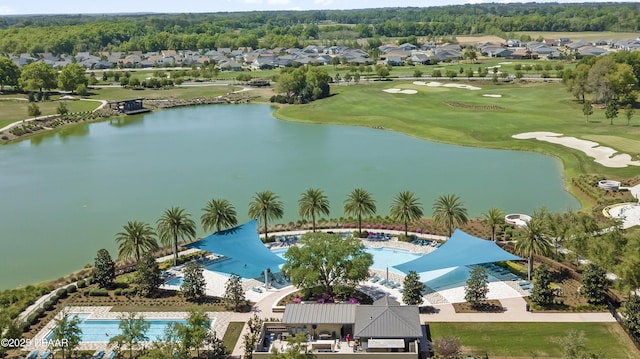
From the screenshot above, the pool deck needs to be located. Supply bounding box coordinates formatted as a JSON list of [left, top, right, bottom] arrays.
[[24, 228, 619, 357], [28, 306, 231, 352]]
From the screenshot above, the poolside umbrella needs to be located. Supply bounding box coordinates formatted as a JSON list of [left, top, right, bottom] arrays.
[[386, 267, 389, 283]]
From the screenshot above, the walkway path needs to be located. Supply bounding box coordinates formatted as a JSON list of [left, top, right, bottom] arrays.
[[423, 297, 616, 322]]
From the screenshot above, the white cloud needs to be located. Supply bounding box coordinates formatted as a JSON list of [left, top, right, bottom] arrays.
[[0, 6, 15, 15], [243, 0, 263, 4], [314, 0, 335, 5]]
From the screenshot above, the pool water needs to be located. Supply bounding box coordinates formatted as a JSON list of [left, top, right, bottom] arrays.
[[273, 246, 421, 277], [420, 266, 504, 291], [204, 257, 269, 279], [364, 247, 421, 274], [165, 276, 183, 286], [47, 317, 189, 343]]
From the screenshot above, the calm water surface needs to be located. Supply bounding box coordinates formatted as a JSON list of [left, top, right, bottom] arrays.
[[0, 104, 578, 288]]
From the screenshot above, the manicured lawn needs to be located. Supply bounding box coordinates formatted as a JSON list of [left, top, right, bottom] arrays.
[[274, 80, 640, 184], [517, 31, 640, 41], [0, 99, 99, 128], [87, 85, 240, 101], [429, 322, 639, 358], [223, 322, 245, 354]]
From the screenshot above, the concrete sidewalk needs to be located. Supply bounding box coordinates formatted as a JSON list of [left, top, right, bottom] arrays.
[[422, 297, 616, 322]]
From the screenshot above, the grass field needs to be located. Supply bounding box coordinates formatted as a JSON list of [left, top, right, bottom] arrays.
[[429, 322, 638, 358], [275, 80, 640, 184], [517, 31, 639, 41], [222, 322, 245, 354], [0, 98, 99, 128]]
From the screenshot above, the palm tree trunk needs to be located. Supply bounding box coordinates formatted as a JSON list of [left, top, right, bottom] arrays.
[[404, 220, 408, 237], [358, 215, 362, 236], [528, 256, 533, 281], [312, 213, 316, 232], [173, 233, 178, 267], [491, 225, 496, 241], [263, 213, 268, 241]]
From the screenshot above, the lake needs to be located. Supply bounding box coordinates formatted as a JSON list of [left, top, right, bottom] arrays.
[[0, 104, 578, 289]]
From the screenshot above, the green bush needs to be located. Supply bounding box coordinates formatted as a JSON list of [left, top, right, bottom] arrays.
[[114, 288, 122, 296], [35, 308, 45, 318], [43, 300, 56, 311], [88, 288, 109, 297], [56, 288, 68, 298], [397, 234, 415, 243], [67, 285, 77, 293], [27, 103, 41, 117], [77, 279, 86, 288]]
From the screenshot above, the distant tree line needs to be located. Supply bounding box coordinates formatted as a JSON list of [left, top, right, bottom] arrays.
[[1, 3, 639, 55]]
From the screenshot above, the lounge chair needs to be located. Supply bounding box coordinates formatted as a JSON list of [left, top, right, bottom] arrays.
[[379, 279, 388, 286], [40, 351, 52, 359], [252, 287, 262, 293], [26, 351, 38, 359], [106, 351, 116, 359], [93, 350, 106, 359], [370, 276, 380, 283]]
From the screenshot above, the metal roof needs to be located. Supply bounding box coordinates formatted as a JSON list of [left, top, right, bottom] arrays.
[[282, 304, 356, 324], [354, 305, 421, 338]]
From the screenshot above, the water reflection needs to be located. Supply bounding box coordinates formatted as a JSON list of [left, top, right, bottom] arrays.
[[109, 115, 144, 128]]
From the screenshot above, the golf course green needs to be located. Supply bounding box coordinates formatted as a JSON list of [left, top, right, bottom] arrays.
[[275, 80, 640, 187]]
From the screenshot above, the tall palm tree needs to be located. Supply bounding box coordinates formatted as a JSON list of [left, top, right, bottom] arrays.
[[115, 221, 158, 262], [157, 207, 197, 267], [390, 191, 423, 237], [482, 207, 505, 241], [298, 188, 330, 232], [432, 194, 468, 238], [201, 198, 238, 233], [343, 188, 376, 236], [514, 212, 552, 280], [248, 190, 284, 240], [544, 211, 572, 256]]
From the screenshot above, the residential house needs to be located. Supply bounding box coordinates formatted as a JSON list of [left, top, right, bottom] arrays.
[[506, 39, 521, 47], [253, 296, 427, 358], [577, 46, 609, 58], [398, 43, 417, 51], [384, 56, 404, 66]]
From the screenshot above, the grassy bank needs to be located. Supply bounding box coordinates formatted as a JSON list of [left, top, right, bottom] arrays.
[[429, 322, 638, 358], [274, 80, 640, 187], [0, 98, 100, 128]]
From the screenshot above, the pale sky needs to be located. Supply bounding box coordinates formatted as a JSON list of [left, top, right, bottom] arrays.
[[0, 0, 636, 16]]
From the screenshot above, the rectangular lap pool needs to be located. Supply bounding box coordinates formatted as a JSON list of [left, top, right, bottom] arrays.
[[47, 316, 189, 343]]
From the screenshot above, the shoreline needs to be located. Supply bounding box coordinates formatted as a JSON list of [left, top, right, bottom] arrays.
[[0, 92, 258, 144]]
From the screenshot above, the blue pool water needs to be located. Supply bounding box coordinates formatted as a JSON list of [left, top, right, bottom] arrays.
[[273, 246, 421, 275], [47, 317, 187, 343], [364, 247, 421, 274], [165, 276, 183, 286], [204, 257, 267, 279]]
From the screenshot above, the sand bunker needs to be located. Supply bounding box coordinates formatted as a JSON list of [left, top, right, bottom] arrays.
[[513, 132, 640, 168], [498, 62, 513, 65], [483, 94, 502, 98], [383, 88, 418, 94], [413, 81, 481, 91]]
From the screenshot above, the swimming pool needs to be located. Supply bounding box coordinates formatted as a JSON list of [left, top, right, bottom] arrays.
[[47, 316, 189, 343], [273, 247, 421, 275], [204, 257, 270, 279], [165, 276, 183, 286]]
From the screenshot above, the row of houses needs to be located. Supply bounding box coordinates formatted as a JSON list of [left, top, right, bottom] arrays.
[[5, 45, 372, 71], [7, 36, 640, 71], [477, 37, 640, 59]]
